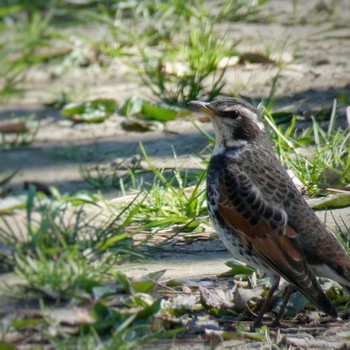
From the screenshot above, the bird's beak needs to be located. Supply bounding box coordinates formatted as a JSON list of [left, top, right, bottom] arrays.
[[189, 101, 216, 117]]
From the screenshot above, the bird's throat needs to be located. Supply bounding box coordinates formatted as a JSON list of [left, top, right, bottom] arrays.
[[212, 138, 247, 156]]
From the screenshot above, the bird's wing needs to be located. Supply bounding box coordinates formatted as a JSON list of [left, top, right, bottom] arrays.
[[217, 166, 337, 317]]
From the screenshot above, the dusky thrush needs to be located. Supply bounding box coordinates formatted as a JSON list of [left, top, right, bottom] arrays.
[[190, 98, 350, 328]]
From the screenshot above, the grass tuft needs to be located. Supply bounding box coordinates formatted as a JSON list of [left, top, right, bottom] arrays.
[[264, 101, 350, 195], [134, 143, 208, 233], [136, 20, 236, 104]]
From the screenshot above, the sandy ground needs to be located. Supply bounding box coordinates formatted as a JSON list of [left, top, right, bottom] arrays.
[[1, 1, 350, 195], [1, 0, 350, 348]]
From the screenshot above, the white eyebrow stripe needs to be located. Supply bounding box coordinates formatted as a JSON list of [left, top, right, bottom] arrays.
[[232, 106, 265, 131]]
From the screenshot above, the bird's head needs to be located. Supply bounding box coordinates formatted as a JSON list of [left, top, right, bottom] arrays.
[[189, 98, 266, 153]]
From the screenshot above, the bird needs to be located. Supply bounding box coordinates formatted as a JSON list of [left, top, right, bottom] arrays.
[[189, 98, 350, 328]]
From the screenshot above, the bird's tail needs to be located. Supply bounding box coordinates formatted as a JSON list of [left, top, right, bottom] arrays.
[[293, 261, 337, 318]]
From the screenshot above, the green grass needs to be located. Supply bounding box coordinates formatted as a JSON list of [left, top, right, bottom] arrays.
[[1, 0, 350, 348], [0, 1, 115, 98], [80, 156, 144, 191], [1, 110, 350, 347], [133, 144, 208, 233], [0, 143, 209, 347], [217, 0, 271, 22], [0, 11, 62, 98], [110, 0, 243, 104], [0, 0, 270, 102], [0, 185, 144, 271], [0, 185, 176, 347], [136, 20, 236, 104], [264, 100, 350, 195]]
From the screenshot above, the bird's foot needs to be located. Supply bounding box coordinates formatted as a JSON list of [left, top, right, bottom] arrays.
[[269, 319, 282, 328]]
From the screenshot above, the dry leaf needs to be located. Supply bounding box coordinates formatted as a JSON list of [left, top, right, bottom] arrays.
[[199, 286, 233, 310], [121, 118, 163, 132], [0, 120, 28, 134], [233, 287, 264, 312], [239, 52, 275, 65]]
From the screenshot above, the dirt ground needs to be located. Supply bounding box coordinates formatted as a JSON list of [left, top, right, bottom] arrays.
[[1, 0, 350, 195], [1, 0, 350, 348]]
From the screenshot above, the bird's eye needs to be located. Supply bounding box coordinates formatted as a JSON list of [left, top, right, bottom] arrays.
[[220, 110, 240, 119]]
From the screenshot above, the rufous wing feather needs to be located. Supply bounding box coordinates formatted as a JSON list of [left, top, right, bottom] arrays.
[[217, 169, 337, 317]]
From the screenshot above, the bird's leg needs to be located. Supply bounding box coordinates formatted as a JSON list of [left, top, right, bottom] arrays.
[[252, 276, 280, 329], [270, 285, 295, 328]]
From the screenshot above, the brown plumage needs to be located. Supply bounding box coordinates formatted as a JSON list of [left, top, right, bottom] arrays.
[[190, 98, 350, 327]]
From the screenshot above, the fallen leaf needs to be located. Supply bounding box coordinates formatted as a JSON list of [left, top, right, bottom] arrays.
[[119, 97, 187, 122], [131, 280, 156, 293], [239, 52, 275, 64], [224, 261, 254, 277], [233, 287, 264, 312], [162, 294, 198, 312], [141, 101, 177, 122], [309, 193, 350, 209], [199, 286, 233, 310], [61, 99, 116, 123], [0, 121, 28, 134], [121, 118, 163, 132]]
